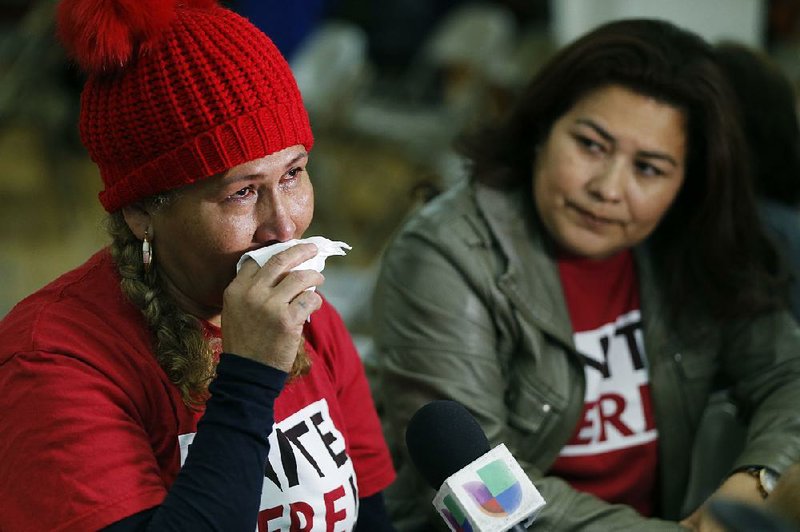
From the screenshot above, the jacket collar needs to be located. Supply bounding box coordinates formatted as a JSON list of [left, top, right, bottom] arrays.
[[473, 181, 676, 365], [474, 183, 575, 356]]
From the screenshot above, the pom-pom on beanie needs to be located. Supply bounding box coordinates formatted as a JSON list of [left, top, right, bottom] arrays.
[[56, 0, 314, 212]]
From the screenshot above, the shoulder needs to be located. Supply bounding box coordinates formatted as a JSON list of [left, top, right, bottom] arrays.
[[0, 249, 152, 369], [396, 179, 486, 243], [385, 179, 501, 270], [383, 179, 537, 285]]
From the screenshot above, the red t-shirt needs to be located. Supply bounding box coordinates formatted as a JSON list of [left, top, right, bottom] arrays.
[[0, 250, 395, 531], [550, 250, 658, 516]]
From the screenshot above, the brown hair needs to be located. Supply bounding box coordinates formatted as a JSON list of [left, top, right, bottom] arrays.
[[716, 42, 800, 206]]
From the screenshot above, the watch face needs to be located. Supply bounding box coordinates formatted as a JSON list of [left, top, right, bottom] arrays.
[[760, 468, 779, 494]]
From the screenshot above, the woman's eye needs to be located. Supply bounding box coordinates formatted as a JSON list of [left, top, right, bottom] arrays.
[[281, 167, 304, 185], [635, 160, 665, 177], [574, 134, 605, 153], [227, 186, 257, 201]]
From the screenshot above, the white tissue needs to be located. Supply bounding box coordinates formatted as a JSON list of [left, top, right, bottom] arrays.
[[235, 236, 352, 275]]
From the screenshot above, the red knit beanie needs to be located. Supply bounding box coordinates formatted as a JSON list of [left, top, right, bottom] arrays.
[[56, 0, 314, 212]]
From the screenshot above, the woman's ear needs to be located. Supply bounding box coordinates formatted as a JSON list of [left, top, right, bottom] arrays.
[[121, 204, 152, 241]]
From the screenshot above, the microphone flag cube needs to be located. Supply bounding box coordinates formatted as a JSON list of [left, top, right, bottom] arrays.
[[432, 444, 545, 532]]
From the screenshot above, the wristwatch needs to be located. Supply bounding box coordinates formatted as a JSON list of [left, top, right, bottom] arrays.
[[738, 466, 780, 498]]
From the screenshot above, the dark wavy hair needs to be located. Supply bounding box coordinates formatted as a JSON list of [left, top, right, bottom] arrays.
[[458, 18, 788, 319], [715, 41, 800, 206]]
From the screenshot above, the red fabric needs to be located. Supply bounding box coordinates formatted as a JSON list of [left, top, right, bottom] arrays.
[[56, 2, 313, 212], [56, 0, 176, 72], [0, 250, 394, 532], [557, 250, 637, 331], [551, 250, 659, 516]]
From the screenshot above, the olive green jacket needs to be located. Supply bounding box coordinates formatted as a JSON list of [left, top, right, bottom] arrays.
[[374, 179, 800, 531]]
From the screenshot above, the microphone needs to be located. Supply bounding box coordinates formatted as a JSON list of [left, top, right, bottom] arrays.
[[406, 400, 546, 532]]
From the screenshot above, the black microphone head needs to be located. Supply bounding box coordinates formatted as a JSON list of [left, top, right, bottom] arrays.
[[405, 400, 490, 490]]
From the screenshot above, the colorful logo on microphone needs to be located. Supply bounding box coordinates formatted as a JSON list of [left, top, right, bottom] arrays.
[[441, 494, 474, 532], [462, 459, 522, 517]]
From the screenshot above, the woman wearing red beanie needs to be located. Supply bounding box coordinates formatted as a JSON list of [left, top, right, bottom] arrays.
[[0, 1, 395, 530]]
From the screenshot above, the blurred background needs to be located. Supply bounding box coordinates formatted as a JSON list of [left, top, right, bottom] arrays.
[[1, 0, 799, 364]]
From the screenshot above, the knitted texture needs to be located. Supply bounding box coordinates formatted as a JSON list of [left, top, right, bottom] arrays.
[[60, 2, 313, 212]]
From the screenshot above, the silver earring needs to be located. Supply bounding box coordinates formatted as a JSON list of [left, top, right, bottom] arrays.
[[142, 230, 152, 271]]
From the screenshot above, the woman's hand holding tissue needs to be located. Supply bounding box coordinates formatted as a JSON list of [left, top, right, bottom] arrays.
[[221, 243, 324, 371]]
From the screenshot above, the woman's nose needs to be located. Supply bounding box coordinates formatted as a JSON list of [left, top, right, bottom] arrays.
[[587, 157, 626, 202], [253, 197, 296, 243]]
